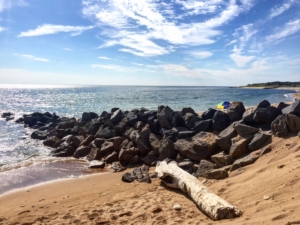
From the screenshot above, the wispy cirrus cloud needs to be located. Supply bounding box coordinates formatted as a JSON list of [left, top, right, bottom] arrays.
[[189, 51, 213, 59], [0, 0, 27, 12], [18, 24, 94, 37], [0, 26, 7, 32], [269, 0, 297, 19], [14, 54, 49, 62], [266, 19, 300, 43], [63, 48, 72, 51], [82, 0, 256, 57], [98, 56, 111, 60]]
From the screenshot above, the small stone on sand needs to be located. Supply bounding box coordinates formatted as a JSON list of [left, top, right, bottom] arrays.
[[173, 204, 182, 211]]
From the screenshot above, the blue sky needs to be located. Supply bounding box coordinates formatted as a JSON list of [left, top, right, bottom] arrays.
[[0, 0, 299, 86]]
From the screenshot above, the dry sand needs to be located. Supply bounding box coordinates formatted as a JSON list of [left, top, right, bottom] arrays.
[[1, 135, 300, 225]]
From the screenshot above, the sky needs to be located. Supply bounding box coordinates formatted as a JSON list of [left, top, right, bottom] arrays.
[[0, 0, 299, 86]]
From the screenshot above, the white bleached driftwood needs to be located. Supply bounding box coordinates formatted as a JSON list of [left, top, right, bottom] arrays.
[[155, 160, 242, 221]]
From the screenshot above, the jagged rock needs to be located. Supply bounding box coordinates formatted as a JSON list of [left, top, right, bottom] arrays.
[[157, 105, 173, 129], [172, 112, 185, 127], [183, 113, 201, 129], [89, 161, 105, 169], [134, 121, 145, 131], [159, 138, 176, 160], [204, 168, 229, 179], [110, 109, 123, 124], [137, 110, 156, 123], [105, 151, 118, 164], [86, 147, 101, 161], [147, 116, 160, 134], [242, 106, 257, 124], [149, 133, 161, 155], [103, 120, 114, 129], [139, 126, 151, 139], [227, 102, 246, 122], [192, 119, 212, 132], [43, 136, 61, 147], [132, 167, 143, 179], [194, 160, 217, 178], [128, 129, 140, 143], [178, 159, 194, 173], [211, 152, 233, 168], [248, 133, 271, 152], [107, 136, 126, 152], [253, 106, 282, 124], [139, 174, 151, 183], [271, 115, 288, 137], [31, 130, 48, 140], [126, 113, 139, 126], [216, 123, 238, 151], [111, 161, 126, 172], [82, 112, 98, 122], [96, 127, 117, 139], [230, 151, 260, 172], [136, 138, 152, 155], [1, 112, 14, 118], [79, 135, 95, 146], [178, 131, 195, 139], [257, 100, 271, 108], [58, 118, 76, 129], [234, 124, 259, 136], [285, 114, 300, 132], [114, 121, 128, 134], [111, 108, 119, 113], [160, 129, 178, 142], [174, 132, 218, 161], [51, 142, 76, 157], [129, 155, 140, 165], [122, 172, 135, 183], [282, 100, 300, 116], [202, 108, 217, 120], [87, 121, 102, 135], [212, 111, 230, 132], [73, 146, 91, 158], [119, 147, 139, 163], [277, 102, 289, 111], [229, 135, 253, 160], [142, 151, 157, 166], [93, 138, 105, 148], [100, 141, 115, 157]]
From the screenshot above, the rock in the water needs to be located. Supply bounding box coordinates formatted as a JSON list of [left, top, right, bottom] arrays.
[[89, 161, 105, 169], [51, 142, 76, 157], [211, 152, 233, 168], [230, 151, 260, 172], [271, 114, 288, 137], [248, 133, 271, 152], [282, 100, 300, 116], [212, 111, 230, 132], [194, 160, 217, 178], [227, 102, 246, 122], [31, 130, 48, 140], [43, 136, 61, 147], [204, 168, 229, 180], [229, 135, 252, 159], [73, 145, 91, 158]]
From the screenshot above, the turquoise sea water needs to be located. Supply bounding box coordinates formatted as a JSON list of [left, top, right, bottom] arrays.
[[0, 84, 296, 194]]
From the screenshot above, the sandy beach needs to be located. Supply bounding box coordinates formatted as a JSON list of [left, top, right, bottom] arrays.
[[1, 134, 300, 225]]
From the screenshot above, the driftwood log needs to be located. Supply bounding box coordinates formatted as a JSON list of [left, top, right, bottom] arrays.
[[155, 160, 242, 221]]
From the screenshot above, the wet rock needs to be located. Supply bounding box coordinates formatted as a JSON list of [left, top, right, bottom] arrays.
[[204, 168, 229, 179], [51, 142, 76, 157], [139, 174, 151, 183], [105, 151, 118, 164], [126, 113, 138, 126], [271, 115, 288, 137], [211, 152, 233, 168], [212, 111, 230, 132], [73, 146, 91, 158], [43, 136, 61, 147], [248, 133, 271, 152], [88, 161, 105, 169], [86, 148, 101, 161], [229, 135, 253, 160], [160, 129, 178, 142], [31, 130, 48, 140], [227, 102, 246, 122], [194, 160, 217, 178]]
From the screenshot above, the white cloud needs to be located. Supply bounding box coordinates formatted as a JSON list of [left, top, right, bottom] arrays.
[[14, 54, 49, 62], [175, 0, 223, 15], [63, 48, 72, 51], [0, 0, 27, 12], [18, 24, 94, 37], [92, 64, 121, 70], [98, 56, 111, 60], [225, 39, 237, 47], [0, 26, 7, 32], [269, 0, 297, 19], [266, 19, 300, 43], [229, 46, 255, 67], [189, 51, 213, 59], [234, 24, 258, 47], [132, 62, 143, 66]]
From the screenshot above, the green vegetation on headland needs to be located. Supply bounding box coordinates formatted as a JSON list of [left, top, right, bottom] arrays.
[[241, 81, 300, 89]]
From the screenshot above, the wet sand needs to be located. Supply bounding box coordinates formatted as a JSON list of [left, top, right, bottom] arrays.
[[1, 135, 300, 224]]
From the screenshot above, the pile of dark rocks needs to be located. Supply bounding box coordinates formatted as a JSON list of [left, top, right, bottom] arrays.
[[11, 99, 300, 180]]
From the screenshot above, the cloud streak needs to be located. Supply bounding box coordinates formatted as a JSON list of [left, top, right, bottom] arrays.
[[14, 54, 49, 62], [18, 24, 94, 37], [266, 19, 300, 43], [269, 0, 297, 19]]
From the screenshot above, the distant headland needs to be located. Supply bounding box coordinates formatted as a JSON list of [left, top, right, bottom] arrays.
[[240, 81, 300, 89]]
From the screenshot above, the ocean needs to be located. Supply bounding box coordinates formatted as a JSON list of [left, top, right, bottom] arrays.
[[0, 84, 295, 194]]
